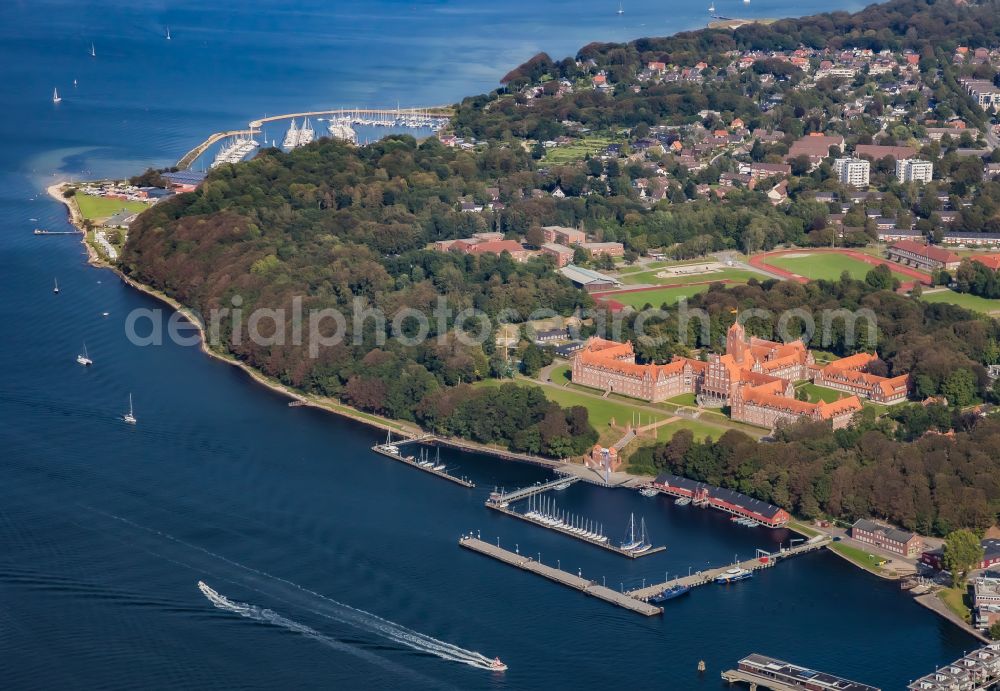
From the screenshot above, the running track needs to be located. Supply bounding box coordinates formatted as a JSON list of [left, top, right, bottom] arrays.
[[749, 248, 932, 287]]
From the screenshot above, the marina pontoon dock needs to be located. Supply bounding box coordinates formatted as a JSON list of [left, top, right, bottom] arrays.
[[486, 477, 580, 506], [722, 653, 880, 691], [458, 535, 662, 617], [628, 535, 831, 600], [370, 435, 474, 488]]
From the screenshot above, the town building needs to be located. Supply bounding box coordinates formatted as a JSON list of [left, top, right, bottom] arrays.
[[973, 255, 1000, 271], [961, 78, 1000, 110], [448, 239, 529, 261], [854, 144, 918, 161], [570, 338, 704, 402], [834, 158, 870, 188], [896, 158, 934, 184], [749, 162, 791, 180], [785, 133, 845, 164], [581, 241, 624, 257], [540, 242, 574, 267], [850, 519, 923, 557], [886, 239, 961, 271], [542, 226, 587, 246], [942, 232, 1000, 248]]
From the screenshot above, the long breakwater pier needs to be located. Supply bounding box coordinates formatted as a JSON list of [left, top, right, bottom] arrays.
[[628, 535, 831, 600], [458, 535, 663, 616], [370, 435, 475, 488], [177, 106, 454, 170]]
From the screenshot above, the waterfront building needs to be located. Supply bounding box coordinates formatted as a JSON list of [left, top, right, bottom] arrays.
[[730, 653, 879, 691], [850, 518, 923, 557], [833, 157, 871, 188], [652, 474, 791, 527], [920, 538, 1000, 571], [886, 240, 961, 271], [896, 158, 934, 184], [570, 338, 703, 402], [908, 643, 1000, 691], [971, 572, 1000, 631]]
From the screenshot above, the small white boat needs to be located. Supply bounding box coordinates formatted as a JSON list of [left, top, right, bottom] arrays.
[[53, 278, 59, 294], [101, 312, 109, 317], [554, 481, 572, 491], [490, 657, 507, 672], [709, 2, 715, 11], [90, 42, 96, 57], [52, 88, 61, 104], [433, 464, 446, 471], [165, 27, 171, 40], [76, 342, 93, 366], [639, 487, 658, 497], [617, 1, 624, 13], [674, 496, 691, 506], [122, 393, 136, 425]]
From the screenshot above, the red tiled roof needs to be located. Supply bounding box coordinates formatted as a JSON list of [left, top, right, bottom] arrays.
[[890, 240, 959, 264]]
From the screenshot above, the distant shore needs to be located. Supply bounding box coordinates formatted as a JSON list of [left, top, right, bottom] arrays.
[[708, 17, 776, 30]]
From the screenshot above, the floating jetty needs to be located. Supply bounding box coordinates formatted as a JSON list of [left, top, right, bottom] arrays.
[[34, 229, 78, 235], [458, 536, 662, 617], [723, 653, 880, 691], [629, 535, 831, 600], [486, 477, 581, 506], [486, 492, 665, 559], [371, 435, 474, 488]]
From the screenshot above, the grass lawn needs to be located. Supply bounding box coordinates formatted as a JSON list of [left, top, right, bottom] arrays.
[[549, 363, 572, 384], [666, 392, 697, 407], [767, 253, 913, 283], [655, 418, 724, 442], [828, 541, 888, 575], [620, 267, 758, 286], [795, 382, 845, 404], [609, 284, 711, 309], [542, 135, 617, 164], [788, 520, 820, 538], [921, 289, 1000, 314], [938, 586, 972, 623], [74, 194, 150, 221]]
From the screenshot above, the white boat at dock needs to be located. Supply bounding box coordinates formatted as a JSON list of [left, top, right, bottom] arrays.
[[674, 496, 691, 506], [639, 486, 658, 497]]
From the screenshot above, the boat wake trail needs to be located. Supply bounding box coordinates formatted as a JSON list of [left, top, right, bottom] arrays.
[[82, 508, 501, 674]]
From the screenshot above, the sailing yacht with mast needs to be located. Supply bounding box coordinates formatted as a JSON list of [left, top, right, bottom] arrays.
[[90, 43, 96, 58], [617, 1, 624, 14], [52, 88, 61, 104], [76, 343, 93, 366], [122, 394, 136, 424], [166, 27, 171, 40], [53, 278, 59, 294]]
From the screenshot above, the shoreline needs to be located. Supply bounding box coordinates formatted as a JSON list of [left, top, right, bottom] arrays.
[[47, 179, 990, 648]]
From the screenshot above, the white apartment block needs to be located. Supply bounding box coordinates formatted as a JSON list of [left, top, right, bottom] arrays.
[[896, 158, 934, 184], [834, 157, 870, 188]]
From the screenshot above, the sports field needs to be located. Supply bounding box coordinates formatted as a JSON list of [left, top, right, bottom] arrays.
[[766, 252, 912, 283], [921, 289, 1000, 314], [75, 194, 150, 221], [606, 284, 711, 309], [620, 267, 758, 286]]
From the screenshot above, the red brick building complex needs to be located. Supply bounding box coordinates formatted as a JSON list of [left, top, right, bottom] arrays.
[[851, 519, 923, 557], [569, 323, 893, 430]]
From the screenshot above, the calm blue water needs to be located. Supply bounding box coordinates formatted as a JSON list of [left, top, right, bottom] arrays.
[[0, 1, 978, 689]]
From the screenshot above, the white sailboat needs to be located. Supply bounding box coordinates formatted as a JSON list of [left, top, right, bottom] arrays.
[[709, 2, 716, 12], [90, 42, 96, 58], [122, 393, 136, 424], [53, 278, 59, 294], [620, 513, 641, 551], [617, 1, 624, 13], [52, 88, 61, 104], [76, 342, 93, 366], [165, 26, 171, 40]]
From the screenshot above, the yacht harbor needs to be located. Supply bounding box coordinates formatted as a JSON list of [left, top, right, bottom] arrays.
[[370, 435, 475, 488]]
